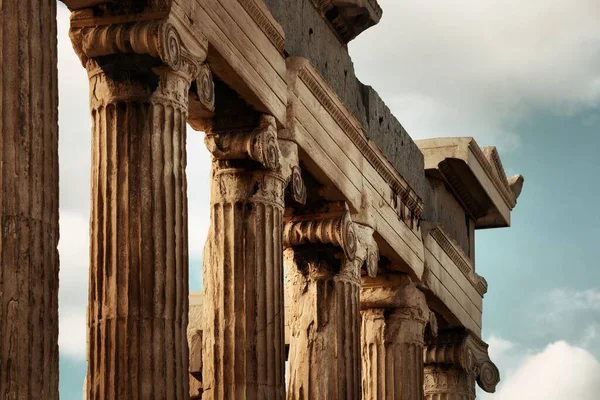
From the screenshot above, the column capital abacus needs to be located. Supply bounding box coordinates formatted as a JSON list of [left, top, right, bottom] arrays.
[[424, 329, 501, 393]]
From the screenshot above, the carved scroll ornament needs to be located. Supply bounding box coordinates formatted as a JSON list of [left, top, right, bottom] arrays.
[[284, 211, 357, 261], [205, 115, 281, 170], [424, 329, 501, 393]]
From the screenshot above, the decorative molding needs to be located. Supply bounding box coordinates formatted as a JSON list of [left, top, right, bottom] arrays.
[[194, 63, 215, 113], [468, 141, 516, 209], [424, 329, 501, 394], [70, 17, 208, 83], [294, 61, 424, 225], [289, 166, 308, 205], [239, 0, 286, 54], [205, 115, 280, 170], [438, 159, 487, 220], [429, 227, 488, 296], [284, 210, 357, 261]]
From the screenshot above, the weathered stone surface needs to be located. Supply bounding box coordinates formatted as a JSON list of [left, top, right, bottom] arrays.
[[284, 212, 362, 400], [424, 328, 500, 398], [361, 274, 430, 400], [68, 13, 208, 397], [0, 1, 59, 398], [264, 0, 427, 200], [202, 115, 286, 400]]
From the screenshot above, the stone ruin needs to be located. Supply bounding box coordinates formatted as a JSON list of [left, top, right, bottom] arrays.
[[0, 0, 524, 399]]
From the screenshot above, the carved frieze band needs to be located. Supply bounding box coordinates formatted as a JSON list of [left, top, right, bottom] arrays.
[[238, 0, 286, 54], [296, 63, 424, 225], [284, 211, 357, 261], [206, 115, 281, 170], [429, 227, 488, 296], [424, 329, 501, 393]]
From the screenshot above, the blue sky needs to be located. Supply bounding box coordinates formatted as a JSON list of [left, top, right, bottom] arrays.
[[56, 1, 600, 398]]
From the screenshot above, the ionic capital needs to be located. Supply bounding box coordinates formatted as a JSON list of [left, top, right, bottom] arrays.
[[71, 16, 208, 77], [284, 209, 357, 262], [361, 274, 429, 323], [205, 115, 281, 170], [279, 140, 307, 205], [424, 329, 501, 393]]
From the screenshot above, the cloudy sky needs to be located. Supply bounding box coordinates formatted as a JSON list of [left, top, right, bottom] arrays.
[[56, 1, 600, 398]]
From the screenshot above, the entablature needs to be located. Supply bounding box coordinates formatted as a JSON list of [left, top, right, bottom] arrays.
[[421, 223, 487, 336], [417, 137, 523, 229], [286, 56, 425, 279]]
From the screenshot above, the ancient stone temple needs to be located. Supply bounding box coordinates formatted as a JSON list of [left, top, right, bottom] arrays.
[[0, 0, 524, 399]]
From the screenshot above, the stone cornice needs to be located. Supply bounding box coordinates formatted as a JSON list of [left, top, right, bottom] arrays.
[[428, 227, 488, 296], [424, 329, 500, 393], [291, 59, 424, 226], [417, 137, 522, 228], [238, 0, 286, 55], [469, 141, 516, 209]]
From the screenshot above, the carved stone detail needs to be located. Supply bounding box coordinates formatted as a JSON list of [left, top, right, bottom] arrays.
[[285, 209, 362, 399], [238, 0, 286, 54], [68, 12, 208, 399], [424, 329, 501, 395], [424, 365, 476, 400], [360, 274, 430, 400], [289, 58, 423, 227], [428, 226, 488, 296], [284, 211, 357, 261], [202, 114, 286, 399], [205, 115, 281, 170]]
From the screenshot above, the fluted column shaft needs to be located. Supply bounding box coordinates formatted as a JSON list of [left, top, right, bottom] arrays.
[[85, 57, 191, 399], [424, 366, 476, 400], [285, 213, 361, 400], [361, 275, 429, 400], [202, 123, 286, 399], [286, 257, 361, 400], [0, 0, 59, 398]]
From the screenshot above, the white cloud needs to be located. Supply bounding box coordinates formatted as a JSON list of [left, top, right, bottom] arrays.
[[350, 0, 600, 149], [481, 339, 600, 400], [546, 288, 600, 312], [58, 211, 89, 360]]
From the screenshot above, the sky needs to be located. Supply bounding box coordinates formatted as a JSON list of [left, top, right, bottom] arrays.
[[55, 1, 600, 398]]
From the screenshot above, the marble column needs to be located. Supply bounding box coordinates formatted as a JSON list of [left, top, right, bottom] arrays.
[[0, 1, 59, 398], [361, 274, 430, 400], [202, 115, 286, 399], [70, 20, 208, 399], [285, 211, 362, 400], [424, 329, 501, 400]]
